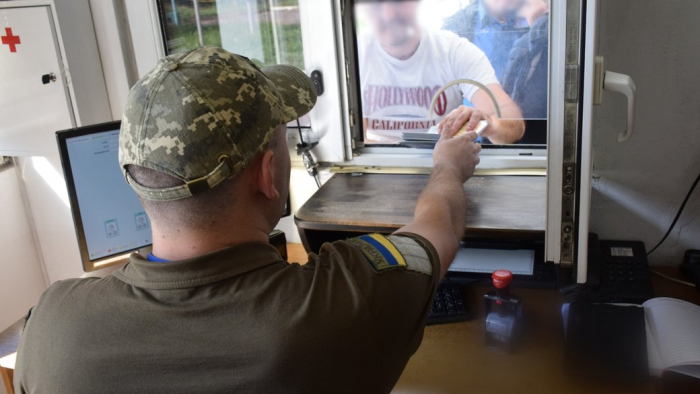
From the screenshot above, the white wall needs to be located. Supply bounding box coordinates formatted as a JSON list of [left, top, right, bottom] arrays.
[[0, 164, 46, 332], [15, 154, 87, 283], [88, 0, 136, 119], [590, 0, 700, 265]]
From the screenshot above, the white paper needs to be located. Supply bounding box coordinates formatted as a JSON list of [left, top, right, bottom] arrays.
[[449, 248, 535, 275], [644, 297, 700, 374]]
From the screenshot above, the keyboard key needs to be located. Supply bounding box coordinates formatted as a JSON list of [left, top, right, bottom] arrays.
[[428, 282, 470, 325]]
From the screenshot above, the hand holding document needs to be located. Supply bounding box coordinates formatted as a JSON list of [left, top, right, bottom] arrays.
[[431, 122, 482, 184], [454, 119, 489, 138], [403, 120, 488, 147]]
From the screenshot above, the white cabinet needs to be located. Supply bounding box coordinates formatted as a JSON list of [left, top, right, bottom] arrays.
[[0, 5, 74, 156], [0, 0, 111, 157]]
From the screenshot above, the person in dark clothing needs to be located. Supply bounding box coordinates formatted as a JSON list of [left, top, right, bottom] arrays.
[[443, 0, 529, 81], [502, 0, 549, 119]]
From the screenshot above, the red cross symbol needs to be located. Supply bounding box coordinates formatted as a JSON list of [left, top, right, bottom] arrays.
[[1, 27, 21, 53]]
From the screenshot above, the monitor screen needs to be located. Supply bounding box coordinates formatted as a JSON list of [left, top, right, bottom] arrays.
[[57, 121, 151, 271], [58, 121, 292, 271]]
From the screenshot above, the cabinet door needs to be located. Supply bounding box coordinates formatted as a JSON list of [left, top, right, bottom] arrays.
[[0, 5, 75, 156]]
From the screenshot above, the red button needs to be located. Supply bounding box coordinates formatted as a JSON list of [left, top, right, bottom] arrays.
[[492, 270, 513, 289]]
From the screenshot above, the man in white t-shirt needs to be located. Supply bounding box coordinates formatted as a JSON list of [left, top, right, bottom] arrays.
[[358, 1, 525, 144]]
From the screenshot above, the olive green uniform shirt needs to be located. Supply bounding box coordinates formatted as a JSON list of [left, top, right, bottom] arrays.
[[14, 233, 439, 394]]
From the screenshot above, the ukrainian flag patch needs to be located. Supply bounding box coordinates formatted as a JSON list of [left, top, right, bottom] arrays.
[[348, 234, 407, 272]]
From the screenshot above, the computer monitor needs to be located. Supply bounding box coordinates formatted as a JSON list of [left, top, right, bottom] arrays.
[[57, 121, 293, 272], [57, 121, 151, 271]]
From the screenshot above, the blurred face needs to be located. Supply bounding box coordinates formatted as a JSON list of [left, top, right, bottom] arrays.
[[367, 1, 420, 47], [483, 0, 523, 19], [518, 0, 548, 25]]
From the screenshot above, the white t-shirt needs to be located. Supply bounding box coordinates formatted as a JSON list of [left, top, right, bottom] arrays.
[[358, 29, 498, 142]]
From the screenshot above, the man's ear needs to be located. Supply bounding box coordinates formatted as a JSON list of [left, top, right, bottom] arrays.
[[257, 149, 280, 200]]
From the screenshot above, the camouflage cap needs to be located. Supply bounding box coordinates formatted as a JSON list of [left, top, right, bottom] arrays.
[[119, 46, 317, 201]]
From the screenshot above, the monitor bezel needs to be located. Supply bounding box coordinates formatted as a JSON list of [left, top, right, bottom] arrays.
[[56, 120, 147, 272]]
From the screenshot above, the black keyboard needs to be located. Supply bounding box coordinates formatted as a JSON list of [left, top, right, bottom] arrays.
[[427, 282, 469, 325]]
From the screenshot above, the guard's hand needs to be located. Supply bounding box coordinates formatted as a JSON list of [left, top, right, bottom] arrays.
[[433, 125, 482, 184], [438, 105, 493, 137]]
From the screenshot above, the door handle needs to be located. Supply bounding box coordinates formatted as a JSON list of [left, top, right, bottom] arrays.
[[593, 56, 637, 142], [604, 71, 636, 142]]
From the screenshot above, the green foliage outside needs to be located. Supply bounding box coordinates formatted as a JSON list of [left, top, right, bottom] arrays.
[[161, 0, 304, 69]]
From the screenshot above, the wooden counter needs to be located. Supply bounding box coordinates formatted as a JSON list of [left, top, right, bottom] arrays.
[[0, 318, 22, 394], [295, 173, 547, 252]]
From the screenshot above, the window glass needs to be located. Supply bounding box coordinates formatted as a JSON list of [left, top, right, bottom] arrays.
[[159, 0, 305, 69], [159, 0, 307, 127], [354, 0, 549, 146]]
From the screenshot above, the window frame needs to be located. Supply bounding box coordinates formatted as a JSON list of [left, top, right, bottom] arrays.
[[122, 0, 167, 78], [335, 0, 557, 169]]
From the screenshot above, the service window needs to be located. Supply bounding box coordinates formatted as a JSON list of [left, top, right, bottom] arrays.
[[345, 0, 549, 150]]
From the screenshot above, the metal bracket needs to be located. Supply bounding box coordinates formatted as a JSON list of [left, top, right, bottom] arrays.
[[559, 0, 583, 268], [565, 65, 579, 102], [0, 156, 12, 171]]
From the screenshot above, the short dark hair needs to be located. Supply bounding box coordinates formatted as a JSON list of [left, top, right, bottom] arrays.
[[127, 164, 243, 229]]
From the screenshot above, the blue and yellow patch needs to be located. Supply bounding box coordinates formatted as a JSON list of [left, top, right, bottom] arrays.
[[348, 234, 407, 272]]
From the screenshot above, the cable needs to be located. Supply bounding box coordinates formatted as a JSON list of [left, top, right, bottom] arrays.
[[295, 119, 321, 189], [289, 120, 316, 145], [428, 79, 502, 120], [650, 269, 695, 287], [295, 119, 306, 144], [647, 171, 700, 256]]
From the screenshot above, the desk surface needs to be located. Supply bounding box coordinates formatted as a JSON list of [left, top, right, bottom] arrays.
[[393, 266, 700, 394], [295, 174, 546, 238], [0, 319, 22, 363]]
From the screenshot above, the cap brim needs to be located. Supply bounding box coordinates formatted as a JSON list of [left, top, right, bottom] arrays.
[[262, 65, 318, 123]]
